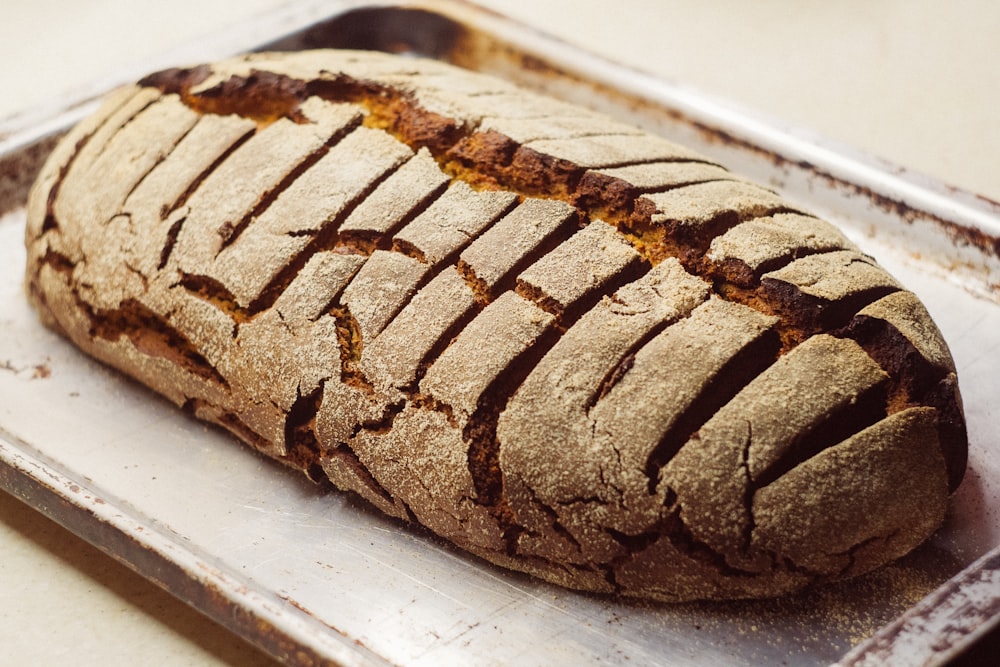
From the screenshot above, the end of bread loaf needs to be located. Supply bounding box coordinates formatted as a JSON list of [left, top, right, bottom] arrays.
[[24, 49, 966, 602]]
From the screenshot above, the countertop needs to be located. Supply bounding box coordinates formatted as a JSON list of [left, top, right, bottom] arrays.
[[2, 1, 998, 664]]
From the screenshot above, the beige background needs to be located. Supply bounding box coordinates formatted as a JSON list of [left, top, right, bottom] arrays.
[[2, 0, 998, 664]]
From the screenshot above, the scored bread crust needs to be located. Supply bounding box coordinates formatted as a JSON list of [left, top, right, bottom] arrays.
[[24, 49, 967, 601]]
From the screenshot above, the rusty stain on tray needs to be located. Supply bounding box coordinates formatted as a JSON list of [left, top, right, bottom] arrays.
[[692, 126, 1000, 260], [0, 131, 64, 215], [1, 1, 999, 666], [279, 592, 392, 667], [0, 358, 52, 379], [838, 550, 1000, 665]]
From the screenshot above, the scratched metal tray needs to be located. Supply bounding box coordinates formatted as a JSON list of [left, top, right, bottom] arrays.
[[1, 1, 999, 665]]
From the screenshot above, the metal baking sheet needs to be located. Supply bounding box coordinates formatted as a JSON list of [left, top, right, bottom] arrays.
[[2, 1, 999, 665]]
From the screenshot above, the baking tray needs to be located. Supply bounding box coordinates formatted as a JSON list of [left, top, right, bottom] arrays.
[[2, 1, 999, 665]]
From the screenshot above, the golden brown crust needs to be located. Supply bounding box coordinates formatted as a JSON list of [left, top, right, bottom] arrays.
[[24, 49, 966, 601]]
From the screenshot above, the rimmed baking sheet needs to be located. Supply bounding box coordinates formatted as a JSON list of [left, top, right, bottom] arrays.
[[2, 1, 999, 665]]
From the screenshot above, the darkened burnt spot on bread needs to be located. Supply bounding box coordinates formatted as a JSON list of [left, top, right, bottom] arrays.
[[284, 385, 327, 483], [90, 298, 230, 388], [25, 50, 966, 602], [142, 66, 301, 125], [177, 273, 246, 323], [836, 309, 967, 491]]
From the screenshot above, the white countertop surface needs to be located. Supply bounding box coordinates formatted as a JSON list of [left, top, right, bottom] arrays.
[[2, 1, 998, 664]]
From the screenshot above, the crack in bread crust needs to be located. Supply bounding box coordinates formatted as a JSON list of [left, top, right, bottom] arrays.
[[24, 49, 966, 602]]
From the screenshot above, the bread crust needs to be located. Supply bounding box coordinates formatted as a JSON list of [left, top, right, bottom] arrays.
[[24, 49, 967, 601]]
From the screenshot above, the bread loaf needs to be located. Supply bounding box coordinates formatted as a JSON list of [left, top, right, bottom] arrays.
[[24, 49, 967, 601]]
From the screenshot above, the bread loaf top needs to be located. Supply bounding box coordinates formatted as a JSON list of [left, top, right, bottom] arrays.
[[24, 49, 967, 601]]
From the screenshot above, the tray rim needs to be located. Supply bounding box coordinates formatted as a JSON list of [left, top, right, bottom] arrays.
[[0, 425, 390, 667], [1, 1, 998, 665]]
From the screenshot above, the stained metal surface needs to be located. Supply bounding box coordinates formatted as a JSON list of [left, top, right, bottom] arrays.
[[837, 549, 1000, 666], [1, 1, 999, 665]]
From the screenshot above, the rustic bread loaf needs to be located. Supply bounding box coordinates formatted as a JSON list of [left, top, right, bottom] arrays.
[[24, 49, 967, 601]]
